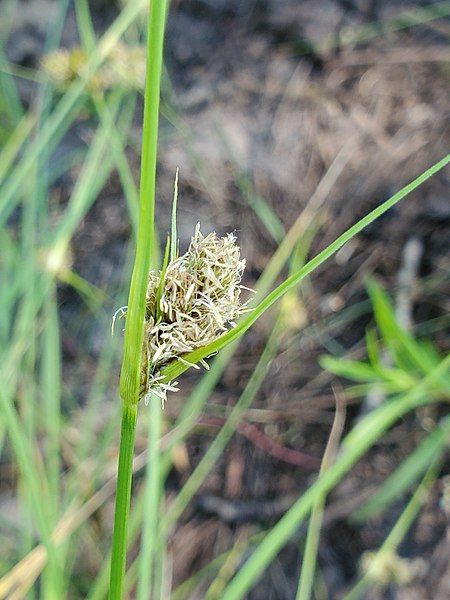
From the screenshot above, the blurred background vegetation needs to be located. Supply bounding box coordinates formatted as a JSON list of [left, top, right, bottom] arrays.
[[0, 1, 449, 598]]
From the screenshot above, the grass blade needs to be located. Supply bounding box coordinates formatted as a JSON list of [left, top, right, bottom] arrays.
[[343, 455, 444, 600], [220, 355, 450, 599], [296, 391, 346, 600], [161, 154, 450, 383], [354, 415, 450, 521]]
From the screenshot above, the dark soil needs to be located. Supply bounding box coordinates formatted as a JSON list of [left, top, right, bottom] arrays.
[[6, 1, 450, 598]]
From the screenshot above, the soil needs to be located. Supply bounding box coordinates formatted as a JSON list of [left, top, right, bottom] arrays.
[[5, 1, 450, 598]]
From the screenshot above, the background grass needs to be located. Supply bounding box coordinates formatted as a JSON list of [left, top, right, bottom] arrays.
[[0, 1, 449, 599]]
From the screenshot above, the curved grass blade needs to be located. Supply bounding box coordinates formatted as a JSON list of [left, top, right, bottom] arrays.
[[219, 354, 450, 600], [161, 154, 450, 384], [354, 415, 450, 521]]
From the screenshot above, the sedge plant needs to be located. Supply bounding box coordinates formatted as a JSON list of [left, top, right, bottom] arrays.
[[108, 2, 167, 599], [108, 3, 450, 600]]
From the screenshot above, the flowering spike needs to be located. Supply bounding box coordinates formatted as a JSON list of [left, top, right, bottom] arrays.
[[119, 225, 247, 403]]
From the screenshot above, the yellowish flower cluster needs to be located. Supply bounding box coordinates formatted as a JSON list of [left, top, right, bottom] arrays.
[[41, 43, 146, 93], [138, 225, 246, 402]]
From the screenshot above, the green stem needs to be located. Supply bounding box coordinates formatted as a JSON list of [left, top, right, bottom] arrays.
[[220, 355, 450, 600], [109, 1, 167, 597], [119, 0, 168, 405], [296, 395, 346, 600], [343, 456, 442, 600], [136, 394, 162, 600], [109, 403, 138, 600]]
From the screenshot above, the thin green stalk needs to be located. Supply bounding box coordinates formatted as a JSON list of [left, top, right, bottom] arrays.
[[204, 536, 259, 600], [119, 0, 167, 405], [75, 0, 139, 234], [343, 455, 443, 600], [110, 1, 167, 598], [74, 0, 97, 49], [0, 114, 35, 182], [19, 176, 39, 596], [354, 415, 450, 521], [109, 403, 138, 600], [0, 43, 22, 128], [220, 354, 450, 599], [296, 394, 346, 600], [136, 394, 163, 600], [41, 291, 62, 522]]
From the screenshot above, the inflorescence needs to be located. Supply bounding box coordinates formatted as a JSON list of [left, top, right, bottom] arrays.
[[41, 43, 146, 93], [117, 225, 248, 404]]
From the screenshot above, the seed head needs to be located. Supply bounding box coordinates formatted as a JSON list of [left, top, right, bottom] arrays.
[[134, 225, 247, 402], [41, 43, 146, 93]]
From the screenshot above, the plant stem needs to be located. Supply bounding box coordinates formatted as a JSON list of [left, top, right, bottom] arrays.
[[136, 394, 162, 600], [109, 1, 167, 598], [119, 0, 168, 406], [220, 354, 450, 600], [296, 393, 346, 600], [109, 403, 138, 600], [342, 455, 442, 600]]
